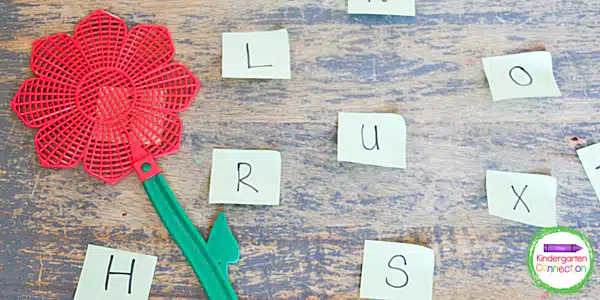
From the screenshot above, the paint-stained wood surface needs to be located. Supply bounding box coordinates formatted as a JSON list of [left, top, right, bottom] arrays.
[[1, 0, 599, 299]]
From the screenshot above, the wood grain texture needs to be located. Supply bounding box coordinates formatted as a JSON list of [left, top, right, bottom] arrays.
[[1, 0, 599, 299]]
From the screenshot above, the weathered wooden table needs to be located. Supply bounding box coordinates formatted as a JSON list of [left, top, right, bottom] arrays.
[[1, 0, 599, 299]]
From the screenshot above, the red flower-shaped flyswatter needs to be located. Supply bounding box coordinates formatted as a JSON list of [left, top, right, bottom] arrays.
[[11, 10, 239, 299]]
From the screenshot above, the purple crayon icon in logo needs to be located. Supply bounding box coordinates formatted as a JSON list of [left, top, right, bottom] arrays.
[[544, 244, 583, 253]]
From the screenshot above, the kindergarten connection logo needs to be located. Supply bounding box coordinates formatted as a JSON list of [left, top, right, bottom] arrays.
[[527, 227, 595, 293]]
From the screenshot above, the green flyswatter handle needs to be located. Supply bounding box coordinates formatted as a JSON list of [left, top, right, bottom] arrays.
[[143, 173, 238, 299]]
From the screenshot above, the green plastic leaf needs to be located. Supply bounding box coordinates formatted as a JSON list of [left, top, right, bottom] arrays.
[[207, 212, 240, 276]]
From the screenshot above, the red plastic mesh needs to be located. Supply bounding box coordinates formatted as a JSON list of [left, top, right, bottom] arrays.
[[11, 10, 200, 184]]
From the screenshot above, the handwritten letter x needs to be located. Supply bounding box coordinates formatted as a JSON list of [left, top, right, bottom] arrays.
[[511, 185, 530, 213]]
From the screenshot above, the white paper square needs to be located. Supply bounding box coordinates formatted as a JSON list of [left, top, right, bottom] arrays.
[[222, 29, 291, 79], [486, 170, 557, 227], [209, 149, 281, 205], [74, 245, 157, 300], [337, 112, 406, 168], [577, 142, 600, 202], [348, 0, 416, 16], [482, 51, 561, 101], [360, 240, 434, 300]]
